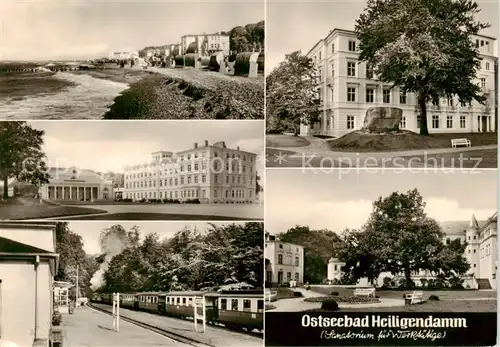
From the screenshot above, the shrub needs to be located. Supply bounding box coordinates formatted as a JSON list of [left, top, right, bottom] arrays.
[[419, 278, 428, 288], [52, 312, 62, 325], [429, 295, 440, 301], [305, 285, 311, 291], [382, 276, 392, 288], [330, 291, 339, 296], [398, 278, 416, 289], [321, 300, 339, 311], [305, 296, 379, 304], [293, 291, 303, 297], [448, 276, 465, 289]]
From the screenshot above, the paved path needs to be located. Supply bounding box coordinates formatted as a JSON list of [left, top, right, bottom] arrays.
[[63, 306, 184, 347], [92, 303, 263, 347], [42, 203, 264, 220], [267, 144, 496, 168]]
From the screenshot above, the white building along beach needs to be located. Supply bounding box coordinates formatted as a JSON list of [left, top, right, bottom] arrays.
[[301, 28, 498, 137], [123, 141, 258, 204]]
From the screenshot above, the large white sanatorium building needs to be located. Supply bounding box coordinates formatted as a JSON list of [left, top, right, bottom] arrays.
[[301, 28, 498, 137], [265, 234, 304, 285], [123, 141, 258, 204], [39, 168, 114, 201]]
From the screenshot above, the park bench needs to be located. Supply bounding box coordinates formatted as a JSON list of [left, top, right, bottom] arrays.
[[353, 288, 376, 298], [404, 290, 424, 304], [451, 138, 471, 148]]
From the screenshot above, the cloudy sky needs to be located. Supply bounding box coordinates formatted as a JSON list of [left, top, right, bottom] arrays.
[[68, 221, 246, 254], [266, 0, 499, 71], [265, 169, 497, 233], [0, 0, 264, 60], [29, 120, 264, 174]]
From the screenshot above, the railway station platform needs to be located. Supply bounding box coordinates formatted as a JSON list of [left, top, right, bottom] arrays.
[[91, 303, 263, 347], [61, 306, 183, 347]]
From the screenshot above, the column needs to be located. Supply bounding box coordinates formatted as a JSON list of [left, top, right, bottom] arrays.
[[69, 186, 72, 200], [77, 187, 80, 201], [84, 187, 87, 201], [90, 187, 93, 200]]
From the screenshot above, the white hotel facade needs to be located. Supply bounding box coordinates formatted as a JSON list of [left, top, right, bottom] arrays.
[[265, 234, 304, 286], [123, 141, 258, 204], [301, 28, 498, 137]]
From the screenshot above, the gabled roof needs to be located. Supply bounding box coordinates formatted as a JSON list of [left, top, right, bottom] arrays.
[[0, 236, 53, 254]]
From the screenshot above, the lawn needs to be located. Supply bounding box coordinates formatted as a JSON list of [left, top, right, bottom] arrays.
[[328, 131, 497, 152], [61, 213, 260, 220], [400, 149, 497, 168], [266, 134, 311, 148], [0, 205, 107, 220]]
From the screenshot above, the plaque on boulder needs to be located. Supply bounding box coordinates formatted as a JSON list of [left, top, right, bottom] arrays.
[[361, 107, 403, 133]]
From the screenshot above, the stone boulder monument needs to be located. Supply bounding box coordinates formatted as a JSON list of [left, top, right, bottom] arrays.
[[361, 107, 403, 133]]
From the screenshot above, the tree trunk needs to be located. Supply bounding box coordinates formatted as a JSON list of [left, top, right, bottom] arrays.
[[404, 266, 412, 284], [2, 176, 8, 200], [418, 94, 430, 136]]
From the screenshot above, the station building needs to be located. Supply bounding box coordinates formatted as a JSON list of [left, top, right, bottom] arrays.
[[264, 233, 304, 286], [302, 28, 498, 137], [123, 141, 258, 204], [38, 167, 114, 202], [0, 222, 59, 347]]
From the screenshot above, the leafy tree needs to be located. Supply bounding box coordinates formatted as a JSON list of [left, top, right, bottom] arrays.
[[55, 222, 99, 298], [266, 51, 320, 135], [334, 228, 384, 285], [0, 121, 50, 199], [363, 189, 468, 283], [102, 223, 263, 293], [355, 0, 490, 135]]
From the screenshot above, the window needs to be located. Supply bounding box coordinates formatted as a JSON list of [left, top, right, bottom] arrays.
[[383, 89, 391, 103], [366, 88, 374, 103], [295, 273, 299, 281], [417, 116, 422, 128], [347, 62, 356, 77], [347, 87, 356, 102], [400, 92, 406, 104], [481, 78, 486, 89], [446, 115, 453, 128], [319, 52, 322, 61], [432, 99, 439, 106], [432, 115, 440, 128], [400, 116, 406, 129], [231, 299, 238, 310], [366, 64, 373, 79], [221, 298, 227, 310], [347, 115, 355, 129], [257, 300, 264, 311], [176, 297, 180, 304], [243, 299, 251, 311], [331, 43, 335, 53], [183, 297, 186, 304], [331, 64, 334, 77], [459, 116, 465, 129], [486, 62, 490, 70], [278, 254, 283, 264], [348, 40, 356, 51], [295, 256, 299, 266]]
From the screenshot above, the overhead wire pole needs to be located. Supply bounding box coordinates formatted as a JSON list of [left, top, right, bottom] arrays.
[[76, 265, 79, 306]]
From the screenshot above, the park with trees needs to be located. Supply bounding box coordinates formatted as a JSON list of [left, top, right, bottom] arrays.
[[271, 189, 496, 312]]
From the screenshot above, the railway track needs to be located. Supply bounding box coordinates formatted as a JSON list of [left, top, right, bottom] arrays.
[[87, 302, 213, 347], [90, 301, 264, 339]]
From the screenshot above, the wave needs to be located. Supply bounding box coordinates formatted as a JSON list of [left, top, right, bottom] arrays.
[[0, 72, 129, 119]]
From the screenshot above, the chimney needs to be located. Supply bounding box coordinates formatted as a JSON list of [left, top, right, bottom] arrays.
[[204, 140, 208, 146], [237, 146, 240, 151], [194, 142, 198, 148], [222, 141, 226, 148]]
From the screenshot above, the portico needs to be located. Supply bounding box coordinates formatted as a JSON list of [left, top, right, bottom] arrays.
[[39, 167, 113, 202]]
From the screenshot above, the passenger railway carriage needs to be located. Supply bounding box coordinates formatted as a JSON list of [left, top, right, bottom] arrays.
[[91, 289, 264, 331]]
